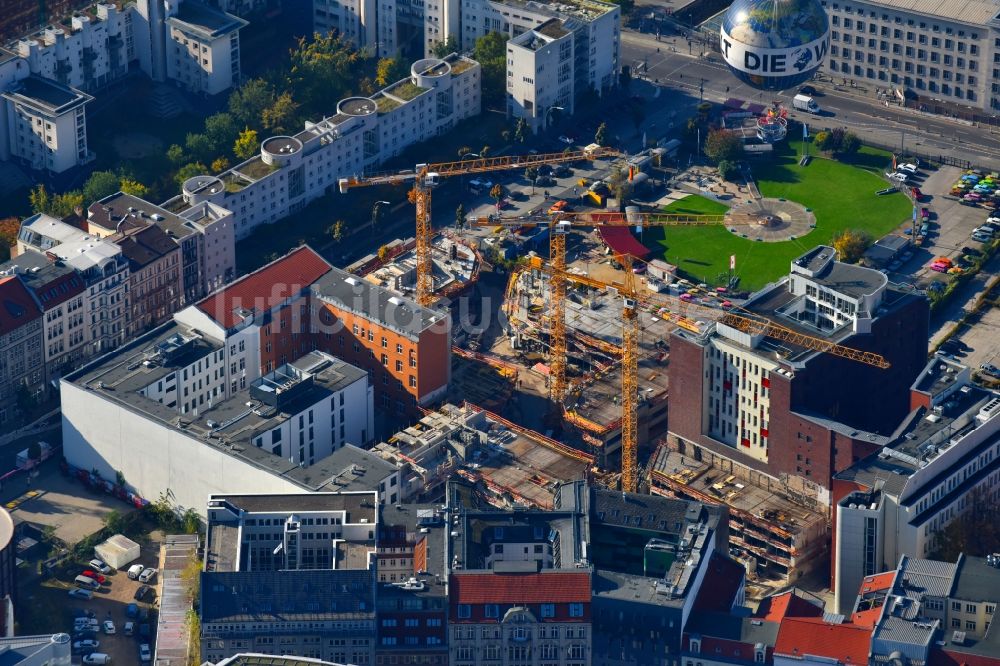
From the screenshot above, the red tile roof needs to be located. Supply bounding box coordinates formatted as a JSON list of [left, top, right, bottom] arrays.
[[450, 571, 591, 605], [693, 553, 746, 613], [756, 591, 825, 622], [859, 571, 895, 595], [930, 647, 1000, 666], [0, 276, 42, 336], [774, 618, 872, 666], [197, 246, 331, 329]]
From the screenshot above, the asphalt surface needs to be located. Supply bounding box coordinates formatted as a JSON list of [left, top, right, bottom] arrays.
[[619, 29, 1000, 169]]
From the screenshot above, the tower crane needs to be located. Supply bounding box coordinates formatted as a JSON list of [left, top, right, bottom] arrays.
[[524, 254, 890, 493], [337, 146, 620, 306]]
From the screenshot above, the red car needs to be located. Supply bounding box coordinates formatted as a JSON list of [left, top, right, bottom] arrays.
[[82, 570, 107, 584], [911, 187, 924, 201]]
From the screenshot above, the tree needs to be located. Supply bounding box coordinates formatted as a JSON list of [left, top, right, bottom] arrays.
[[514, 117, 529, 144], [371, 201, 386, 231], [457, 146, 472, 158], [228, 78, 275, 128], [473, 32, 507, 107], [480, 145, 491, 158], [375, 56, 407, 87], [28, 184, 51, 215], [377, 245, 389, 262], [166, 143, 186, 166], [595, 122, 608, 146], [0, 217, 18, 261], [839, 131, 862, 156], [210, 157, 231, 173], [185, 133, 214, 164], [182, 509, 201, 535], [102, 509, 125, 534], [83, 171, 121, 203], [328, 220, 345, 243], [262, 91, 299, 134], [286, 34, 361, 115], [233, 128, 259, 161], [119, 178, 149, 198], [932, 488, 1000, 562], [455, 203, 467, 230], [831, 229, 871, 263], [490, 183, 504, 207], [813, 130, 832, 151], [204, 112, 239, 150], [51, 191, 84, 218], [174, 162, 208, 187], [525, 166, 539, 193], [431, 35, 459, 58], [606, 165, 632, 209], [717, 160, 738, 181], [703, 129, 742, 164]]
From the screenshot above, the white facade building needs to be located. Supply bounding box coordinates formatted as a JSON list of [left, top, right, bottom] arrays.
[[0, 74, 92, 173], [17, 214, 130, 354], [833, 382, 1000, 614], [507, 20, 575, 133], [820, 0, 1000, 115], [164, 54, 480, 240]]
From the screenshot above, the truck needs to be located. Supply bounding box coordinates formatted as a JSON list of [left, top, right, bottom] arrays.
[[792, 94, 820, 113], [16, 442, 52, 470]]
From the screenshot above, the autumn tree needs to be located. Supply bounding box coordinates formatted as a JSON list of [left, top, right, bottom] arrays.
[[119, 178, 149, 198], [375, 56, 407, 87], [211, 157, 231, 173], [262, 91, 299, 134], [514, 117, 529, 144], [0, 217, 19, 262], [455, 203, 467, 229], [227, 78, 275, 129], [703, 129, 742, 164], [490, 183, 504, 208], [328, 220, 345, 243], [233, 128, 259, 161], [831, 229, 871, 263], [29, 184, 52, 215], [717, 160, 738, 181], [595, 122, 608, 146]]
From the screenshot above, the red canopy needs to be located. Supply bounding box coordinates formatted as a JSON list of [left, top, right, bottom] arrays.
[[598, 227, 652, 261]]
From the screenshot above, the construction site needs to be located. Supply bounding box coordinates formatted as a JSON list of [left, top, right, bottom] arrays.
[[646, 442, 828, 595], [370, 402, 596, 509]]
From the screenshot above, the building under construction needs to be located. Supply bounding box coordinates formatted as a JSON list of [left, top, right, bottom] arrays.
[[647, 442, 827, 590], [504, 258, 672, 469], [370, 402, 594, 509]]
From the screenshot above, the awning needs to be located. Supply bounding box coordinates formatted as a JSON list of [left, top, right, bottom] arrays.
[[598, 226, 652, 260]]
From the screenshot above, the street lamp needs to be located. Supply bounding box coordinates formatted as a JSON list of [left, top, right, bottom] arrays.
[[545, 105, 565, 131]]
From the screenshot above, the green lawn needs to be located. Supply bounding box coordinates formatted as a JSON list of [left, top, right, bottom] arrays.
[[648, 141, 912, 290]]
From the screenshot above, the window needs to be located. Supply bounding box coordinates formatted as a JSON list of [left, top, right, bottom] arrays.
[[953, 602, 962, 612], [485, 604, 500, 618], [541, 603, 555, 618], [987, 604, 995, 615], [569, 603, 584, 617], [967, 604, 978, 614], [457, 604, 471, 618], [967, 621, 977, 631]]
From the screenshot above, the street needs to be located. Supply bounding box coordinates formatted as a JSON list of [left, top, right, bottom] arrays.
[[619, 29, 1000, 169]]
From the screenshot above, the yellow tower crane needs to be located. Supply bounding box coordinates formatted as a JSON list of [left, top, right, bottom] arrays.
[[526, 254, 890, 493], [337, 146, 620, 306]]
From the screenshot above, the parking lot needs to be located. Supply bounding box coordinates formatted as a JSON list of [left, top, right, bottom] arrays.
[[885, 165, 993, 288], [18, 535, 164, 665]]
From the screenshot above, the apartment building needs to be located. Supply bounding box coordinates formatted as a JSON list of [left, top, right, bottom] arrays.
[[12, 3, 135, 92], [507, 20, 575, 133], [0, 250, 86, 384], [88, 191, 237, 304], [832, 365, 1000, 613], [819, 0, 1000, 117], [16, 214, 129, 355], [163, 2, 247, 96], [311, 266, 451, 416], [201, 493, 379, 664], [163, 53, 480, 240], [114, 224, 183, 336], [0, 74, 92, 173], [0, 275, 43, 424], [668, 246, 929, 505]]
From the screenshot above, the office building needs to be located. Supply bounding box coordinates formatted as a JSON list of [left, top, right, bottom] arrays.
[[668, 246, 929, 500], [0, 250, 86, 385], [819, 0, 1000, 117], [162, 53, 480, 240], [201, 492, 379, 664], [832, 361, 1000, 613], [0, 273, 44, 424]]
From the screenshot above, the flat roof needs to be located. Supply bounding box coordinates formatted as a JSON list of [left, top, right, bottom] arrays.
[[1, 76, 92, 114], [312, 267, 447, 340], [167, 3, 248, 40], [913, 355, 968, 395], [209, 491, 378, 518], [153, 534, 200, 666], [844, 0, 1000, 25], [89, 192, 193, 239], [951, 555, 1000, 603]]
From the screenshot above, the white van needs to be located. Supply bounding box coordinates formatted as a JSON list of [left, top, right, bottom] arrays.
[[83, 653, 112, 665], [75, 575, 100, 590]]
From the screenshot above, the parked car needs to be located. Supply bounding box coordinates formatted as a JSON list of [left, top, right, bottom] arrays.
[[897, 163, 918, 175], [972, 232, 993, 243], [102, 620, 115, 635], [910, 187, 924, 200], [69, 589, 94, 600], [875, 187, 896, 196], [135, 585, 153, 602], [886, 172, 908, 182], [124, 622, 135, 636], [139, 624, 151, 638], [127, 564, 145, 580], [126, 603, 139, 618], [139, 644, 152, 663], [138, 568, 157, 584], [72, 640, 100, 653], [920, 207, 930, 220], [547, 200, 571, 214], [88, 559, 112, 575], [553, 165, 572, 178], [81, 570, 107, 584], [980, 364, 1000, 376], [82, 653, 111, 665], [798, 84, 817, 95]]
